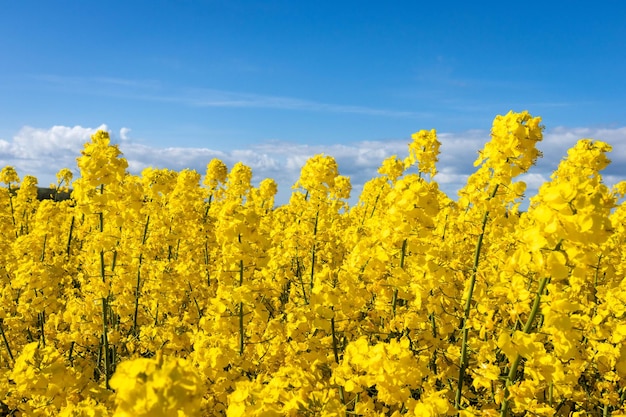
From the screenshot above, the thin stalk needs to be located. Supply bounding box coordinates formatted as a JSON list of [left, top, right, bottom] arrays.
[[204, 193, 213, 220], [455, 184, 499, 410], [132, 216, 150, 336], [204, 240, 210, 286], [97, 337, 102, 369], [8, 185, 17, 238], [499, 276, 549, 417], [40, 234, 47, 262], [361, 184, 385, 224], [399, 237, 407, 267], [111, 250, 117, 272], [102, 297, 111, 390], [97, 210, 110, 384], [110, 344, 117, 377], [100, 251, 106, 282], [68, 341, 75, 365], [392, 239, 407, 317], [132, 254, 143, 336], [239, 258, 244, 356], [39, 311, 45, 347], [331, 316, 346, 406], [310, 210, 319, 290], [296, 257, 309, 305], [592, 255, 602, 306], [188, 282, 203, 319], [369, 192, 380, 218], [430, 312, 438, 338], [66, 216, 74, 257], [331, 316, 340, 363], [391, 290, 398, 318], [549, 382, 553, 407], [429, 312, 439, 376], [99, 204, 106, 284], [0, 320, 14, 363]]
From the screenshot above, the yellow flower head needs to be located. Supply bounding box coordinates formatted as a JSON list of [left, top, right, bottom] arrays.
[[1, 166, 20, 185], [405, 129, 440, 178], [378, 156, 404, 182], [259, 178, 278, 200], [56, 168, 74, 187], [294, 154, 339, 196], [204, 158, 228, 189]]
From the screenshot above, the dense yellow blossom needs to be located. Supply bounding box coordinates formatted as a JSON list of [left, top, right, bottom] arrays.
[[0, 114, 624, 416], [110, 351, 203, 416]]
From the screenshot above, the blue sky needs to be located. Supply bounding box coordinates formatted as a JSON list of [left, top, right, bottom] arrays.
[[1, 0, 625, 205]]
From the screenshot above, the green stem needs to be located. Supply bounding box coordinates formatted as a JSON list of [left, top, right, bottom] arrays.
[[39, 311, 45, 347], [368, 185, 385, 221], [331, 317, 346, 406], [310, 210, 319, 290], [132, 254, 142, 336], [620, 386, 626, 406], [0, 319, 14, 364], [455, 184, 499, 410], [132, 215, 150, 336], [188, 282, 203, 319], [40, 234, 47, 262], [238, 302, 244, 356], [499, 276, 549, 417], [429, 312, 439, 376], [111, 250, 117, 272], [392, 239, 408, 317], [100, 250, 106, 282], [296, 257, 309, 305], [239, 258, 244, 356], [8, 183, 16, 227], [102, 297, 111, 390], [204, 240, 210, 286], [68, 341, 75, 365], [204, 194, 213, 220], [549, 382, 553, 407], [331, 316, 340, 364], [592, 255, 602, 306], [66, 216, 75, 257]]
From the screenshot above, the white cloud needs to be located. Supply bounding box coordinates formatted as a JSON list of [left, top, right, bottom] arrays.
[[0, 125, 107, 186], [13, 125, 108, 157], [0, 124, 624, 206], [119, 127, 131, 141]]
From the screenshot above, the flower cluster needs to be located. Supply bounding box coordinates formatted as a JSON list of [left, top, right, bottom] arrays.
[[0, 112, 625, 416]]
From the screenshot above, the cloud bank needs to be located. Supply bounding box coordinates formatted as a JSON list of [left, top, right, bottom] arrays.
[[1, 124, 625, 207]]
